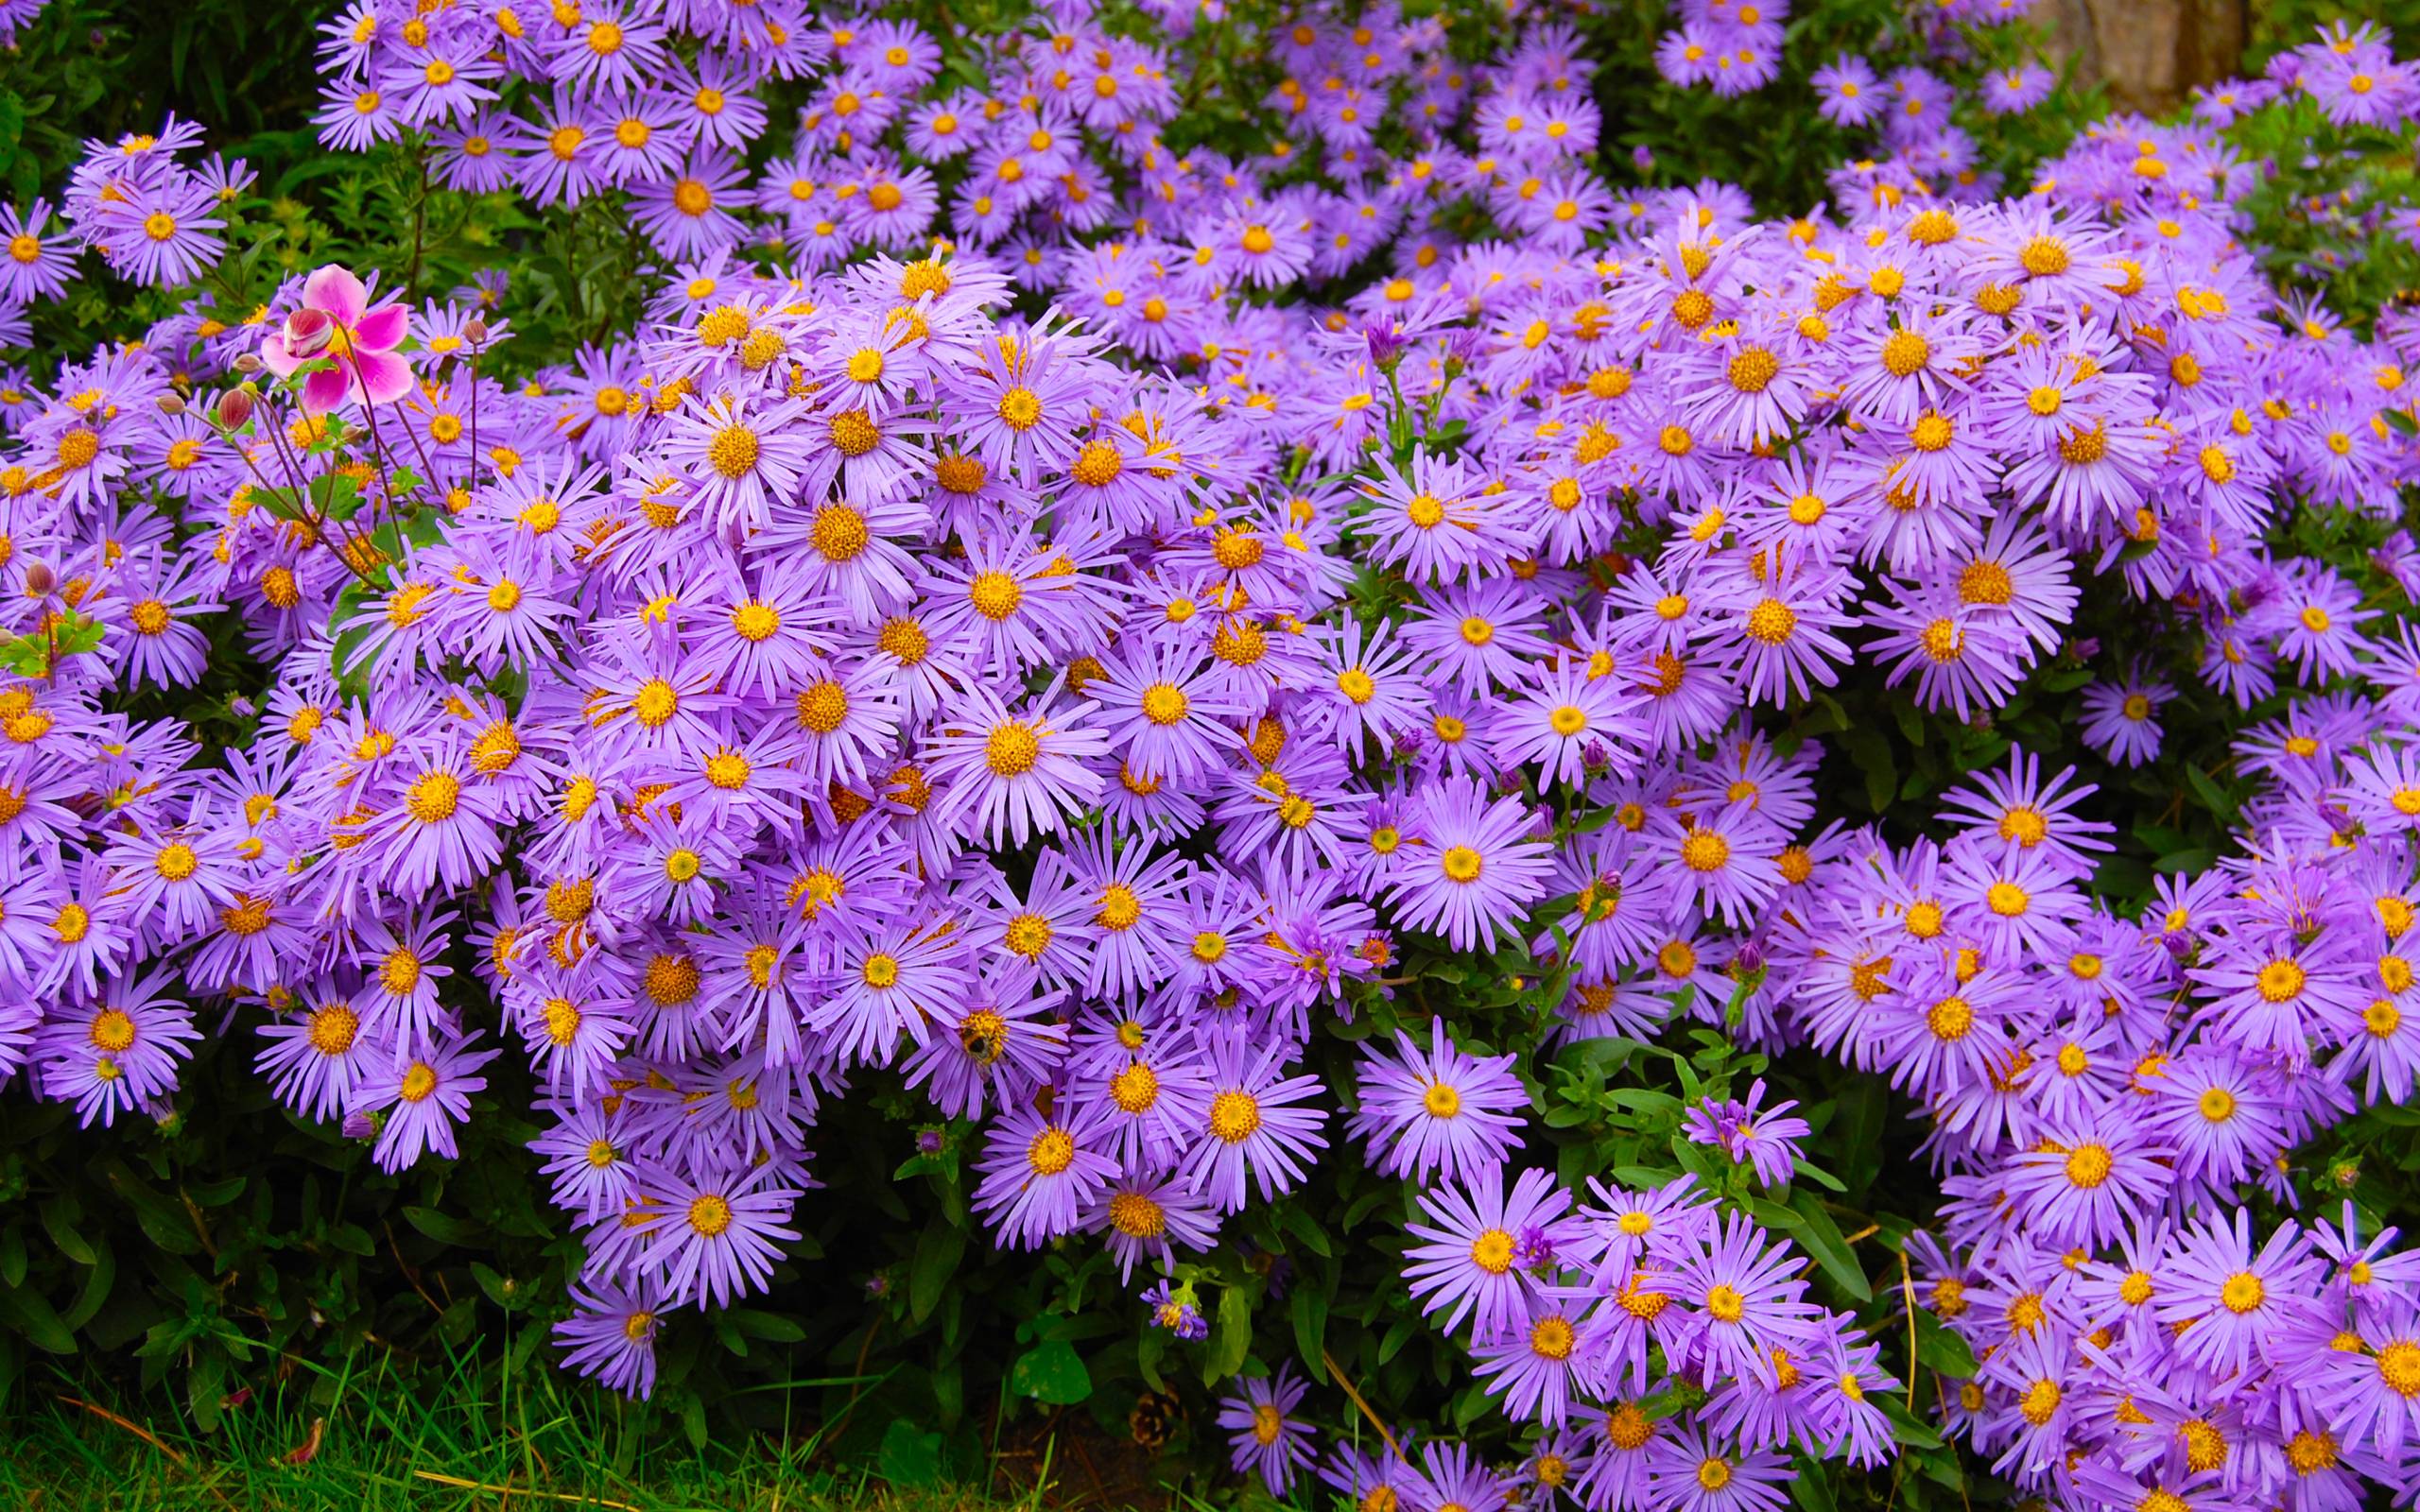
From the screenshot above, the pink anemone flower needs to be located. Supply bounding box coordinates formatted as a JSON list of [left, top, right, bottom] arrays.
[[260, 265, 415, 415]]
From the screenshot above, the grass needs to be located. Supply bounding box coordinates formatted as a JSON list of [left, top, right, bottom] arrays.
[[2, 1344, 989, 1512], [4, 1336, 1186, 1512]]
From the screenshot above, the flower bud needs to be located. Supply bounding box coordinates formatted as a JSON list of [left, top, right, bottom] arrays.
[[23, 563, 55, 595], [464, 318, 489, 345], [1362, 318, 1404, 372], [216, 387, 255, 429], [156, 393, 184, 416], [233, 353, 262, 373], [281, 307, 334, 358]]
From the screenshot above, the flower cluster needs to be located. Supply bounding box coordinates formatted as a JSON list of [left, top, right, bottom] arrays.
[[309, 0, 1547, 289], [0, 116, 251, 340], [1811, 677, 2420, 1505], [1, 0, 2419, 1502]]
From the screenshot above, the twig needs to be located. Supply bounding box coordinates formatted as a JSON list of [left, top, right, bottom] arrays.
[[1898, 1247, 1919, 1413], [1321, 1348, 1404, 1464], [1068, 1432, 1110, 1509], [408, 1471, 643, 1510], [385, 1219, 445, 1315], [54, 1395, 188, 1467], [179, 1185, 218, 1259], [820, 1314, 885, 1452], [404, 152, 431, 301]]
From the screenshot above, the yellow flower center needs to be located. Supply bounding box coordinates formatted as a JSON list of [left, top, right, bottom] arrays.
[[1208, 1090, 1262, 1143], [985, 722, 1041, 777]]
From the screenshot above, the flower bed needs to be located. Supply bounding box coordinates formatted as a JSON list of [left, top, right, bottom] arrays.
[[3, 2, 2420, 1507]]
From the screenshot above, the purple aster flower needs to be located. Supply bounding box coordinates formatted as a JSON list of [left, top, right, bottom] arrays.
[[555, 1280, 668, 1399], [642, 1167, 803, 1310], [1350, 1018, 1530, 1185], [1142, 1279, 1209, 1339], [1680, 1079, 1808, 1187], [1405, 1165, 1581, 1339], [1219, 1366, 1317, 1495], [353, 1032, 499, 1173], [974, 1103, 1121, 1249], [1182, 1027, 1329, 1213], [1388, 773, 1556, 952]]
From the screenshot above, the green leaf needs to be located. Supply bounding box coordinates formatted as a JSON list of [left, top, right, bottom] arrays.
[[1881, 1395, 1945, 1450], [1837, 726, 1895, 814], [1279, 1204, 1332, 1259], [1291, 1286, 1328, 1382], [401, 1205, 485, 1246], [2184, 765, 2238, 823], [0, 637, 45, 677], [1790, 1463, 1841, 1512], [60, 1242, 115, 1333], [468, 1263, 518, 1308], [1204, 1284, 1253, 1384], [1912, 1309, 1978, 1378], [876, 1419, 943, 1486], [51, 616, 105, 659], [726, 1308, 805, 1345], [39, 1199, 95, 1267], [1786, 1192, 1873, 1302], [1010, 1339, 1093, 1405], [0, 1285, 76, 1354], [909, 1214, 965, 1325]]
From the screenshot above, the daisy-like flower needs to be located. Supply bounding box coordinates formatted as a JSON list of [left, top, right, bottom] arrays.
[[1357, 447, 1519, 585], [554, 1280, 669, 1400], [1350, 1018, 1530, 1185], [1219, 1366, 1318, 1495], [1401, 580, 1557, 696], [1083, 1171, 1219, 1281], [657, 389, 811, 538], [1641, 1422, 1791, 1512], [1651, 799, 1780, 931], [32, 972, 199, 1127], [1680, 1079, 1809, 1187], [923, 684, 1109, 846], [354, 1033, 499, 1172], [2323, 1297, 2420, 1457], [2155, 1209, 2325, 1376], [1405, 1165, 1580, 1338], [2080, 670, 2171, 767], [642, 1168, 803, 1309], [1719, 561, 1856, 707], [1864, 594, 2026, 722], [1996, 1108, 2172, 1249], [2193, 934, 2369, 1063], [1667, 1211, 1823, 1387], [1181, 1028, 1329, 1214], [1493, 657, 1642, 787], [1086, 639, 1243, 782], [973, 1103, 1120, 1249], [1389, 774, 1555, 952], [1473, 1293, 1604, 1427]]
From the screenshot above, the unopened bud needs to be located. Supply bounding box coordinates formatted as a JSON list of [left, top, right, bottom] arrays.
[[156, 393, 184, 416], [23, 563, 55, 595], [280, 307, 333, 358], [464, 318, 489, 344], [233, 353, 262, 373], [216, 387, 255, 429]]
